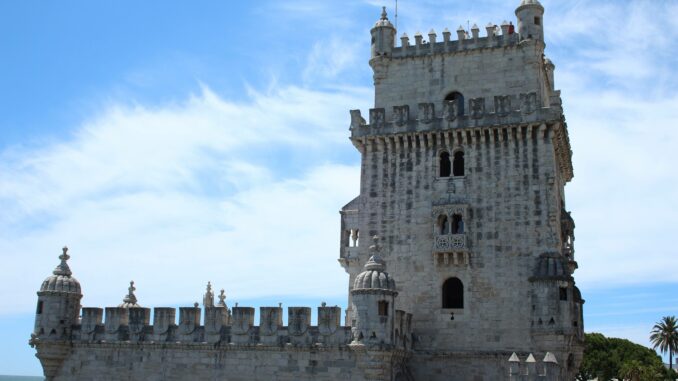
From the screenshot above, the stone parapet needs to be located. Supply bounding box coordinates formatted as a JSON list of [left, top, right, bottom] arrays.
[[71, 304, 413, 351]]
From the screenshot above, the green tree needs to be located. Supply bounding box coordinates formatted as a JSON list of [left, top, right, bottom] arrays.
[[650, 315, 678, 371], [576, 332, 671, 381]]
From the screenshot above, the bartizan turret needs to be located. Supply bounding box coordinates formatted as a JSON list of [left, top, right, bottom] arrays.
[[516, 0, 545, 42], [30, 246, 82, 380], [350, 237, 397, 348]]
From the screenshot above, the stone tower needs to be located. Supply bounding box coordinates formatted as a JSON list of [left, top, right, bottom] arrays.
[[339, 1, 584, 379], [30, 247, 82, 380]]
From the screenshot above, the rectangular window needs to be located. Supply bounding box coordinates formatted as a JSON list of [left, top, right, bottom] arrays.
[[559, 287, 568, 301], [378, 301, 388, 316], [36, 301, 43, 314], [534, 16, 541, 26]]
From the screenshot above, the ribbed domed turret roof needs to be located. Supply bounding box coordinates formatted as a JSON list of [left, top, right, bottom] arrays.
[[352, 236, 397, 292], [40, 246, 81, 294]]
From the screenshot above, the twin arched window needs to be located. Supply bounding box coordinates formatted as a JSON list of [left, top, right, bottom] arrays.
[[437, 214, 464, 235], [442, 277, 464, 309], [439, 151, 464, 177]]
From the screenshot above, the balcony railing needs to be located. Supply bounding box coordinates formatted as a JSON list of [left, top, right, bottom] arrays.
[[433, 234, 467, 252]]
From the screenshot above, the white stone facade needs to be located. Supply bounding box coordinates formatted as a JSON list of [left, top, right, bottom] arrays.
[[30, 1, 583, 380]]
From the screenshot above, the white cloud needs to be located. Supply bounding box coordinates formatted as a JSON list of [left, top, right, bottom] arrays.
[[0, 84, 370, 314]]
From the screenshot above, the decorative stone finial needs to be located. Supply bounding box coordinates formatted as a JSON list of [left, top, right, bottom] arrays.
[[194, 302, 199, 308], [119, 280, 140, 308], [369, 235, 381, 253], [203, 281, 214, 308], [321, 302, 327, 307], [380, 6, 387, 20], [124, 281, 137, 303], [53, 246, 72, 276], [217, 289, 226, 307]]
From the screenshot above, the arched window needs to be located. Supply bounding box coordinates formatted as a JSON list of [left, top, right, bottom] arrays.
[[438, 215, 449, 235], [440, 152, 451, 177], [445, 92, 465, 116], [453, 151, 465, 176], [451, 214, 464, 234], [442, 278, 464, 308]]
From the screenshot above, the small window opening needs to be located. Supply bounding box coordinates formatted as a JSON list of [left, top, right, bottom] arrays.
[[438, 215, 449, 235], [36, 301, 43, 314], [444, 92, 465, 116], [451, 214, 464, 234], [442, 278, 464, 309], [352, 229, 360, 247], [378, 301, 389, 316], [439, 152, 451, 177], [559, 287, 568, 301], [452, 151, 465, 176], [534, 16, 541, 26]]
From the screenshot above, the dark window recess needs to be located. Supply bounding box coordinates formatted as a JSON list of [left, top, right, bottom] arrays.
[[442, 278, 464, 308], [440, 152, 451, 177], [378, 301, 389, 316], [453, 151, 465, 176], [559, 287, 568, 301], [444, 91, 465, 116], [451, 214, 464, 234], [534, 16, 541, 26], [36, 301, 43, 314], [439, 215, 449, 234]]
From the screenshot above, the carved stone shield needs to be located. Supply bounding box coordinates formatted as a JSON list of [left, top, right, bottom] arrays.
[[443, 100, 458, 121], [81, 308, 102, 334], [521, 92, 537, 114], [288, 307, 310, 336], [178, 308, 199, 335], [369, 108, 385, 127], [393, 105, 409, 126], [231, 307, 254, 335], [470, 98, 485, 119], [204, 307, 226, 335], [418, 103, 434, 123], [318, 306, 340, 335], [153, 308, 174, 335], [259, 307, 282, 336], [494, 95, 511, 116]]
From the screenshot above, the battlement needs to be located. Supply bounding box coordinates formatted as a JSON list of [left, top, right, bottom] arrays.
[[389, 23, 523, 60], [351, 91, 563, 136], [65, 304, 413, 350]]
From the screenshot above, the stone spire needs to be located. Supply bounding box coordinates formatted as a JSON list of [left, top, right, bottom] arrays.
[[119, 281, 140, 308], [203, 281, 214, 308], [52, 246, 72, 276]]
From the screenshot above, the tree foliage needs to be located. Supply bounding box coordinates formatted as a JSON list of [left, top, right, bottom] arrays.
[[576, 332, 672, 381], [650, 316, 678, 371]]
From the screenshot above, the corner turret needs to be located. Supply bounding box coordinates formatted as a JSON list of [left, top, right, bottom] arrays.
[[515, 0, 545, 42], [31, 246, 82, 380], [350, 237, 398, 347], [33, 246, 82, 338], [370, 7, 396, 59]]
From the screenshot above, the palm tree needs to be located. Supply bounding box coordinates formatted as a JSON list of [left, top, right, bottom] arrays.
[[650, 315, 678, 371]]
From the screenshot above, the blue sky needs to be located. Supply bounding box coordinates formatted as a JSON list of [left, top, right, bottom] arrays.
[[1, 0, 678, 376]]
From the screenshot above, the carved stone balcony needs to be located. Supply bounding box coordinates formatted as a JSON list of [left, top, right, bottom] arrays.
[[433, 234, 469, 267], [433, 234, 466, 252]]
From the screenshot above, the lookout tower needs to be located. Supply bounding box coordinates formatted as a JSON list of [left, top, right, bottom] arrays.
[[339, 1, 584, 379]]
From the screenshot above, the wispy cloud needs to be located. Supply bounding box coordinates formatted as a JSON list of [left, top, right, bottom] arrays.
[[0, 84, 369, 314]]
